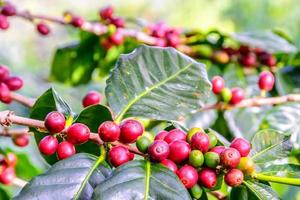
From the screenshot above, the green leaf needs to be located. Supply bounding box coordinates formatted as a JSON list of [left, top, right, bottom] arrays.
[[14, 153, 111, 200], [276, 66, 300, 95], [250, 129, 292, 167], [92, 160, 191, 200], [230, 185, 248, 200], [14, 151, 42, 180], [260, 164, 300, 178], [243, 181, 279, 200], [0, 186, 10, 200], [232, 31, 297, 53], [105, 45, 211, 123]]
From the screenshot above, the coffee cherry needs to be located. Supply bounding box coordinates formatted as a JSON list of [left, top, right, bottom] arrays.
[[210, 146, 226, 155], [155, 38, 167, 47], [220, 148, 241, 168], [190, 184, 203, 199], [109, 146, 131, 167], [12, 134, 29, 147], [82, 91, 101, 107], [189, 150, 204, 167], [190, 132, 210, 153], [0, 65, 9, 81], [154, 130, 169, 140], [212, 51, 230, 64], [259, 53, 276, 67], [38, 135, 58, 155], [177, 165, 198, 189], [230, 87, 244, 105], [36, 23, 50, 35], [166, 33, 180, 47], [211, 76, 225, 94], [128, 152, 135, 161], [44, 111, 66, 134], [230, 138, 251, 157], [239, 53, 256, 67], [169, 140, 191, 163], [238, 45, 251, 55], [198, 168, 217, 189], [101, 38, 113, 50], [71, 16, 84, 28], [148, 140, 170, 162], [57, 141, 75, 160], [67, 123, 90, 145], [207, 131, 218, 149], [223, 47, 237, 56], [120, 119, 144, 143], [220, 88, 232, 103], [224, 169, 244, 187], [110, 17, 125, 28], [100, 6, 113, 20], [136, 136, 152, 153], [164, 129, 186, 144], [0, 167, 15, 185], [1, 4, 16, 16], [98, 121, 120, 142], [109, 30, 124, 45], [258, 71, 275, 91], [5, 153, 17, 167], [204, 152, 220, 169], [0, 15, 9, 30], [238, 157, 255, 174], [0, 83, 11, 103], [4, 76, 23, 91], [161, 159, 178, 173], [187, 127, 204, 143]]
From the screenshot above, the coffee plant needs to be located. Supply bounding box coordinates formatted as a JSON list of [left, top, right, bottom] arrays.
[[1, 2, 300, 200]]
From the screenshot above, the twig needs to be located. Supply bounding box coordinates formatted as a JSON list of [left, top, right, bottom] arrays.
[[13, 177, 28, 188], [0, 127, 30, 136], [10, 92, 36, 108], [210, 191, 226, 200]]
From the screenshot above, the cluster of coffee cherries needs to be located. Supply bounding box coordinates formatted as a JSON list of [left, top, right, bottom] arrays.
[[0, 152, 17, 185], [0, 65, 24, 104]]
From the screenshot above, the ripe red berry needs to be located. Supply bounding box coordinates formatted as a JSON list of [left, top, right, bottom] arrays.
[[164, 129, 186, 144], [238, 45, 250, 55], [166, 33, 180, 47], [108, 30, 124, 45], [230, 138, 251, 157], [57, 141, 75, 160], [258, 71, 275, 91], [1, 4, 16, 16], [154, 130, 169, 140], [100, 6, 113, 20], [230, 87, 244, 104], [148, 140, 170, 162], [210, 146, 226, 155], [0, 65, 9, 81], [67, 123, 90, 145], [0, 83, 11, 103], [98, 121, 120, 142], [168, 140, 190, 163], [108, 146, 131, 167], [259, 53, 276, 67], [38, 135, 58, 155], [71, 16, 84, 28], [177, 165, 198, 189], [128, 152, 135, 161], [5, 153, 17, 167], [12, 134, 29, 147], [161, 159, 178, 173], [155, 38, 167, 47], [0, 15, 9, 30], [198, 168, 217, 189], [0, 167, 15, 185], [101, 39, 113, 50], [224, 169, 244, 187], [110, 17, 125, 28], [4, 76, 23, 91], [220, 148, 241, 168], [82, 91, 101, 107], [190, 132, 210, 153], [36, 23, 50, 36], [44, 111, 66, 133], [239, 53, 256, 67], [211, 76, 225, 94], [119, 119, 144, 143]]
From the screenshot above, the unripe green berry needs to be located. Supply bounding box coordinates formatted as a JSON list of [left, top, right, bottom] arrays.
[[187, 127, 204, 143], [190, 184, 203, 199], [204, 152, 220, 169], [136, 136, 152, 153], [220, 88, 232, 103], [207, 131, 218, 149], [107, 24, 116, 35], [189, 150, 204, 167]]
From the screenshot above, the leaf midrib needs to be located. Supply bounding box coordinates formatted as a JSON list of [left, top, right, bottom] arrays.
[[115, 62, 193, 123]]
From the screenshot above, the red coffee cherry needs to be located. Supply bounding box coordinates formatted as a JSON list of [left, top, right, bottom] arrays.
[[239, 53, 256, 67], [110, 17, 125, 28], [220, 148, 241, 169], [230, 138, 251, 157], [5, 153, 17, 167], [98, 121, 120, 142], [198, 168, 217, 189], [71, 16, 84, 28], [259, 53, 276, 67], [0, 83, 11, 103], [101, 38, 113, 50], [0, 65, 10, 81], [38, 135, 58, 155], [36, 23, 50, 36], [164, 129, 186, 144], [57, 141, 75, 160], [67, 123, 90, 145], [108, 146, 131, 167], [211, 76, 225, 94], [258, 71, 275, 91], [166, 33, 180, 47], [128, 152, 135, 161], [161, 159, 178, 173], [4, 76, 23, 91], [82, 91, 101, 107], [0, 15, 9, 30], [168, 140, 191, 163], [210, 146, 226, 155], [0, 167, 15, 185], [224, 169, 244, 187], [44, 111, 66, 134], [177, 165, 198, 189], [190, 132, 210, 153], [119, 119, 144, 143], [109, 30, 124, 45], [12, 133, 29, 147], [100, 6, 114, 20], [154, 130, 169, 140], [1, 4, 16, 16], [238, 45, 251, 55], [230, 87, 244, 105], [148, 140, 170, 162]]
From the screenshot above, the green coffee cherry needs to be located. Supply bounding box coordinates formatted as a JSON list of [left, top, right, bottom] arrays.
[[196, 45, 213, 58], [204, 152, 220, 169], [187, 127, 204, 143], [189, 150, 204, 167], [207, 131, 218, 149], [220, 88, 232, 103], [136, 136, 152, 153], [107, 24, 116, 35], [190, 184, 203, 199]]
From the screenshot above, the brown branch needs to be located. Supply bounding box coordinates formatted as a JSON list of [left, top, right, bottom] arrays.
[[0, 127, 30, 137], [10, 92, 36, 108], [210, 191, 227, 200]]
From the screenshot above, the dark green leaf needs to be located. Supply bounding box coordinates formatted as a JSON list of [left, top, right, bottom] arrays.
[[0, 186, 10, 200], [260, 164, 300, 178], [92, 160, 191, 200], [230, 185, 248, 200], [276, 66, 300, 95], [14, 153, 111, 200], [105, 45, 211, 122], [243, 181, 279, 200]]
